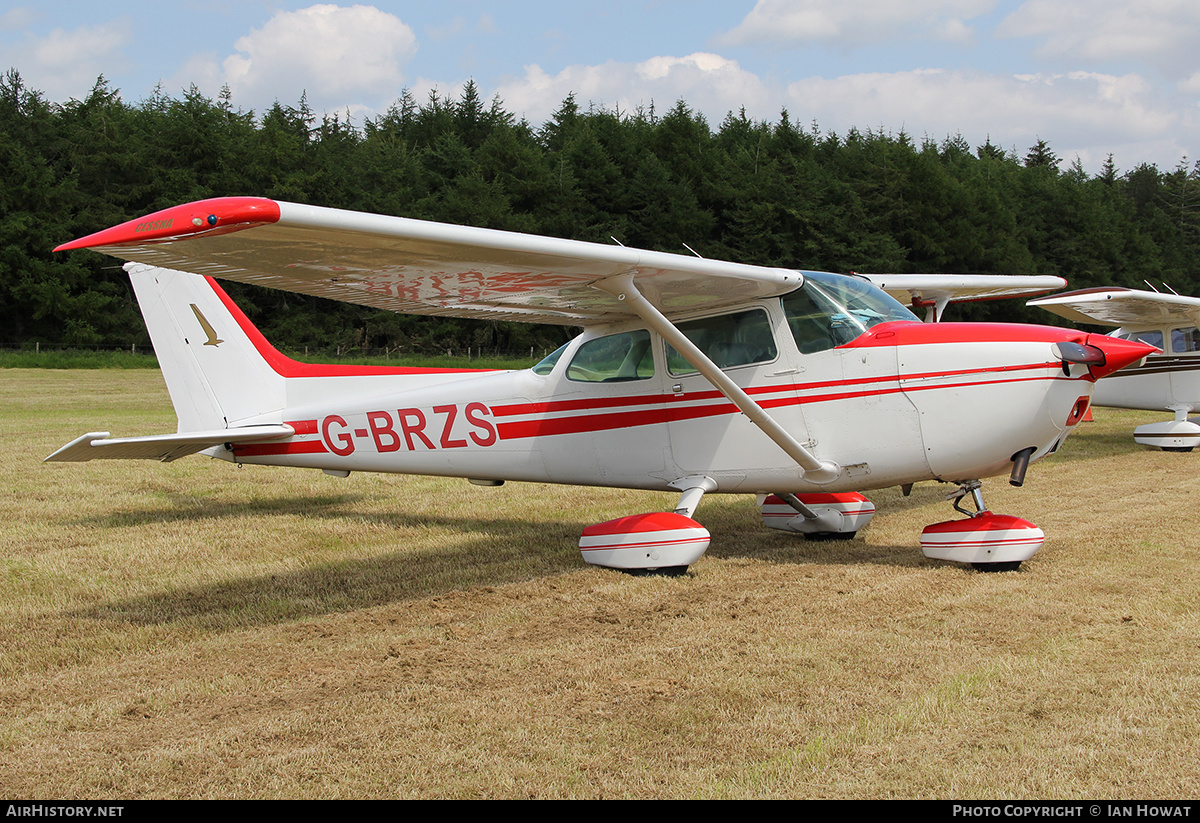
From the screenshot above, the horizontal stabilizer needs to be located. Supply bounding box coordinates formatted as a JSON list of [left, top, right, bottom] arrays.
[[44, 425, 295, 463]]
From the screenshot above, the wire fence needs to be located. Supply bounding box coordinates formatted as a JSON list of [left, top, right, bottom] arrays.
[[1, 343, 551, 368]]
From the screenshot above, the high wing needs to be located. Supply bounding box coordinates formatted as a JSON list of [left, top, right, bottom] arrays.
[[1029, 287, 1200, 328], [862, 274, 1067, 321], [55, 197, 800, 325]]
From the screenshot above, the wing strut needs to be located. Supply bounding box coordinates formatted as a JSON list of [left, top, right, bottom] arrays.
[[594, 274, 841, 484]]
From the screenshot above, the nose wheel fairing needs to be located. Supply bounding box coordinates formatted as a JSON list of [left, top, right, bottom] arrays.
[[919, 480, 1045, 571], [920, 512, 1045, 570]]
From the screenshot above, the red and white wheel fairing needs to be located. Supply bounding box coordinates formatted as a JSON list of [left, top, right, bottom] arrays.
[[760, 492, 875, 536], [579, 512, 710, 571], [920, 512, 1044, 567]]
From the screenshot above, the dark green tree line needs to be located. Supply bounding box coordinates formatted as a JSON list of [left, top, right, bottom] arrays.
[[2, 69, 1197, 352]]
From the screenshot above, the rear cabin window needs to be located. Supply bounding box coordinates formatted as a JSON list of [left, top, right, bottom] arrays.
[[1172, 327, 1200, 354], [566, 330, 655, 382], [665, 309, 778, 375]]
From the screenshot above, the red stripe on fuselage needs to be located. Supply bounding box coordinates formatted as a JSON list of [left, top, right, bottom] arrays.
[[233, 440, 328, 457], [205, 277, 500, 379], [845, 321, 1091, 348], [491, 361, 1062, 421], [496, 366, 1067, 440]]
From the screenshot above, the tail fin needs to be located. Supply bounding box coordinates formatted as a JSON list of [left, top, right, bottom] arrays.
[[129, 263, 286, 431]]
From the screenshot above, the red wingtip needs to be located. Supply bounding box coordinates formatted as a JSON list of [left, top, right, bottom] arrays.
[[54, 196, 281, 252]]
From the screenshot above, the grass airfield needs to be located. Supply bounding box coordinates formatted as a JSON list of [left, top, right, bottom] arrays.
[[2, 367, 1198, 798]]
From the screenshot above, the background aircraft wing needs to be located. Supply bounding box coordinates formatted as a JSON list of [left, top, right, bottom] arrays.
[[56, 197, 800, 325], [861, 273, 1067, 315], [1029, 287, 1200, 328]]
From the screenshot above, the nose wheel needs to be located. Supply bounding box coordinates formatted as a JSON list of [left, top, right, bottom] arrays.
[[920, 480, 1044, 572]]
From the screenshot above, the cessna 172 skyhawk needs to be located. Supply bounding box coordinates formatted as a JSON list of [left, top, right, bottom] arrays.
[[45, 197, 1154, 573], [1030, 286, 1200, 451]]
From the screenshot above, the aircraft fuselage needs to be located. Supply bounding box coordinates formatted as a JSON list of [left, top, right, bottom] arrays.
[[224, 312, 1126, 495]]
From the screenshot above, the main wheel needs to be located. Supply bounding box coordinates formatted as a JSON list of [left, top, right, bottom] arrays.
[[626, 565, 690, 577], [807, 531, 857, 541], [972, 561, 1022, 572]]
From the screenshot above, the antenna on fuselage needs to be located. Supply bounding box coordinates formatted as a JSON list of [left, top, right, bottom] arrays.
[[682, 243, 703, 258], [1145, 280, 1161, 292]]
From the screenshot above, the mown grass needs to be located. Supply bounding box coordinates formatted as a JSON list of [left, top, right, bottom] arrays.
[[2, 368, 1198, 798]]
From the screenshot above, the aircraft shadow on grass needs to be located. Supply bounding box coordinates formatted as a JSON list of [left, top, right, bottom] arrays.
[[66, 490, 938, 628]]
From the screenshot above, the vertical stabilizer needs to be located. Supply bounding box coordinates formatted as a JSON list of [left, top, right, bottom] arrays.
[[128, 263, 286, 431]]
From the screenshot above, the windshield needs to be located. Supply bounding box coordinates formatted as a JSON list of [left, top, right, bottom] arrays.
[[783, 271, 917, 352], [532, 342, 569, 375]]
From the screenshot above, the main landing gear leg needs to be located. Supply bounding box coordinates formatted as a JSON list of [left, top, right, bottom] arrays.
[[919, 480, 1045, 572]]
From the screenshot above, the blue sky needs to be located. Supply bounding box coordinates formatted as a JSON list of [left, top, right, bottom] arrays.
[[3, 1, 1197, 173]]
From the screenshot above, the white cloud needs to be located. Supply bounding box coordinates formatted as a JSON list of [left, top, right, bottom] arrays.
[[495, 52, 770, 124], [0, 6, 40, 31], [997, 0, 1200, 79], [190, 4, 417, 113], [784, 68, 1192, 169], [3, 19, 133, 100], [716, 0, 997, 47], [492, 48, 1193, 171]]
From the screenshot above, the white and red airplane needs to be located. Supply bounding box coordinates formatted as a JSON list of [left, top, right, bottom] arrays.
[[45, 197, 1154, 573], [1030, 287, 1200, 451]]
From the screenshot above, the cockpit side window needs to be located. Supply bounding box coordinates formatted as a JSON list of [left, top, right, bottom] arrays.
[[783, 271, 917, 353], [566, 330, 655, 382], [665, 309, 778, 375]]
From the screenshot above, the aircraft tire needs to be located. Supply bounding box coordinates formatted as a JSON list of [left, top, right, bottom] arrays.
[[807, 531, 857, 541], [971, 561, 1022, 572], [625, 565, 690, 577]]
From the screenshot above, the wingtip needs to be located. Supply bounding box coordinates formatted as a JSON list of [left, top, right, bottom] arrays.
[[54, 196, 281, 252]]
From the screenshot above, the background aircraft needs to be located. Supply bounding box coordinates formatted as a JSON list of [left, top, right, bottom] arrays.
[[861, 273, 1067, 322], [45, 197, 1153, 573], [1030, 287, 1200, 451]]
